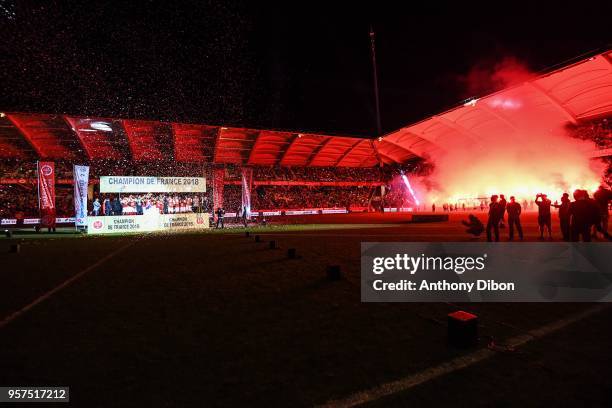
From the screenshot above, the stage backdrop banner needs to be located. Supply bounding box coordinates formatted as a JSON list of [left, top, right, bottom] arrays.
[[99, 176, 206, 193], [37, 161, 56, 228], [87, 213, 209, 234], [73, 165, 89, 226]]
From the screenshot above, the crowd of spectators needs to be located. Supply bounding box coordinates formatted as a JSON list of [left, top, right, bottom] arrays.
[[568, 118, 611, 149], [224, 165, 383, 182], [0, 184, 74, 218], [249, 185, 371, 210]]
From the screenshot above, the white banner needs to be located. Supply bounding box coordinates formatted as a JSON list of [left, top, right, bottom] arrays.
[[285, 210, 306, 215], [1, 219, 17, 225], [87, 213, 209, 234], [73, 165, 89, 226], [261, 211, 282, 216], [321, 208, 348, 214], [100, 176, 206, 193]]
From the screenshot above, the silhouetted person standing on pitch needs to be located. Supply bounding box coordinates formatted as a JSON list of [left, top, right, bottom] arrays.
[[486, 195, 502, 242], [553, 193, 571, 241], [506, 196, 523, 240], [535, 193, 552, 239], [498, 194, 507, 228], [569, 190, 596, 241], [215, 207, 225, 229], [242, 206, 248, 227], [593, 185, 611, 237]]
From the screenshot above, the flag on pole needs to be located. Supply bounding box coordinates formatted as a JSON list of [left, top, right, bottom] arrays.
[[37, 161, 56, 228], [73, 165, 89, 227]]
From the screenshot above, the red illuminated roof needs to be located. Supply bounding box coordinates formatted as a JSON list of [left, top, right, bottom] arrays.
[[1, 49, 610, 167], [377, 50, 612, 163], [0, 115, 379, 167]]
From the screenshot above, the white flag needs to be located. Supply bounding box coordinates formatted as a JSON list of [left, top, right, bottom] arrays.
[[73, 165, 89, 227]]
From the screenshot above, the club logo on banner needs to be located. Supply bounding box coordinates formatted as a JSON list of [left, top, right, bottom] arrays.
[[73, 165, 89, 227], [37, 161, 56, 228]]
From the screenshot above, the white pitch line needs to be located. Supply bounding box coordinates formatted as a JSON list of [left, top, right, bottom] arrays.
[[318, 303, 609, 408], [0, 237, 140, 330]]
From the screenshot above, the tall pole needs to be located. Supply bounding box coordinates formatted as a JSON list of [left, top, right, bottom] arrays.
[[369, 25, 382, 136]]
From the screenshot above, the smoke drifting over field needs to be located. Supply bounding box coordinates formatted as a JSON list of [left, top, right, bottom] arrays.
[[417, 58, 606, 206]]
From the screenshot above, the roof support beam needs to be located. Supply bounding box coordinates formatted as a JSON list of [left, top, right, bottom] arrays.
[[370, 140, 384, 167], [63, 116, 93, 160], [432, 115, 480, 143], [5, 114, 43, 158], [394, 128, 442, 150], [375, 150, 402, 164], [277, 133, 301, 166], [306, 137, 334, 166], [377, 137, 420, 161], [526, 82, 578, 124], [120, 120, 138, 161], [334, 139, 363, 166], [476, 104, 520, 132], [247, 131, 263, 164], [393, 130, 445, 155], [212, 127, 222, 163]]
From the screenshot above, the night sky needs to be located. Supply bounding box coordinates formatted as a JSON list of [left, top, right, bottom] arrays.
[[1, 1, 610, 136]]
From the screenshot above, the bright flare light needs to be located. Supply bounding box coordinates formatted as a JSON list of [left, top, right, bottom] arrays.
[[401, 174, 420, 206], [418, 125, 605, 206]]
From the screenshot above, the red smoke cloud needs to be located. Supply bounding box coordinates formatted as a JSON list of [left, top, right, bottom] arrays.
[[414, 57, 606, 206], [458, 57, 535, 97]]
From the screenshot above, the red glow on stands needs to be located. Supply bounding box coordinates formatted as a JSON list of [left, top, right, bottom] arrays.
[[380, 51, 612, 203], [171, 123, 216, 163], [122, 120, 173, 161], [6, 113, 81, 160]]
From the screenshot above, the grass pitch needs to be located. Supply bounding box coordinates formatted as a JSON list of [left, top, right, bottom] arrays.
[[0, 213, 611, 407]]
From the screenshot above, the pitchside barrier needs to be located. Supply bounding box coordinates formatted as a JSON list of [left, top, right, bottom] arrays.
[[87, 213, 209, 234], [1, 217, 76, 228], [246, 208, 352, 217]]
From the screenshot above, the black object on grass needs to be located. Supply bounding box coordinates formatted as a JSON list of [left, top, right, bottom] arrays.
[[448, 310, 478, 348], [326, 265, 342, 280]]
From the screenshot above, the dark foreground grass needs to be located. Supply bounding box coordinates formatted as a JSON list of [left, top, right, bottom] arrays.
[[0, 214, 611, 407]]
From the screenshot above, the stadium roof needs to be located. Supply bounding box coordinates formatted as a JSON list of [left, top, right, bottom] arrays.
[[376, 49, 612, 163], [0, 113, 380, 167], [0, 49, 610, 168]]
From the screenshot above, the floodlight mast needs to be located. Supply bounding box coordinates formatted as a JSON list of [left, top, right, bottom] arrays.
[[369, 25, 382, 136]]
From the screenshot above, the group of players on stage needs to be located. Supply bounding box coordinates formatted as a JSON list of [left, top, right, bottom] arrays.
[[92, 194, 206, 216], [463, 186, 612, 242]]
